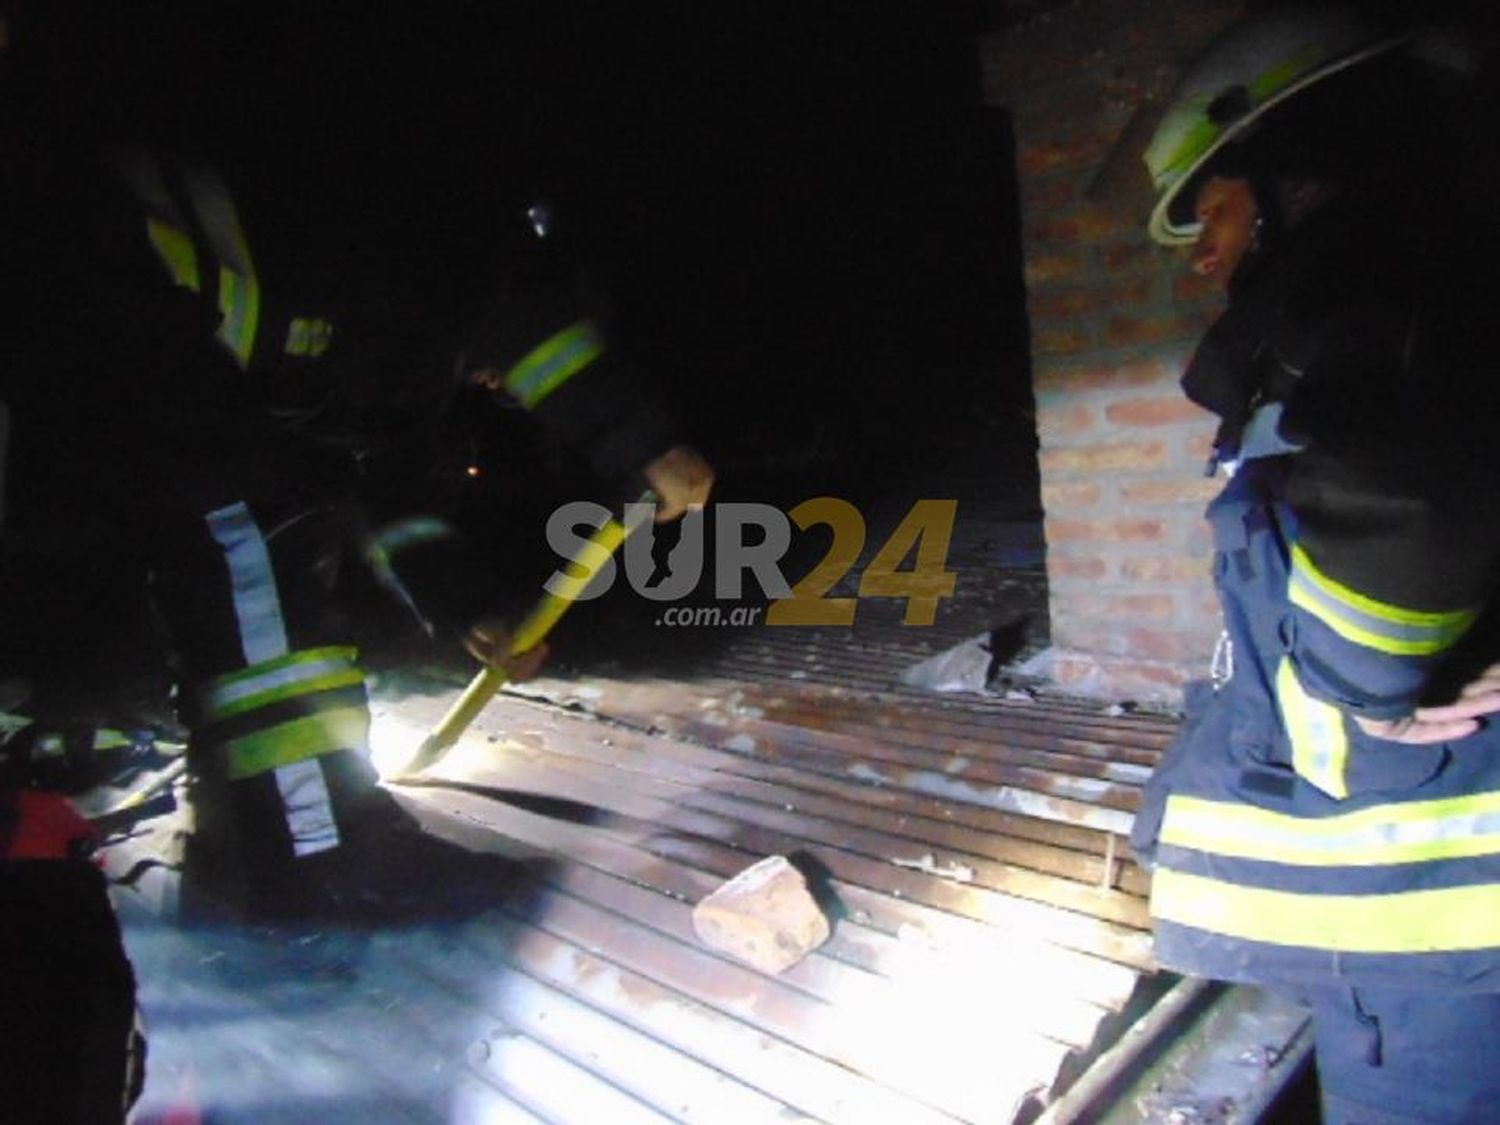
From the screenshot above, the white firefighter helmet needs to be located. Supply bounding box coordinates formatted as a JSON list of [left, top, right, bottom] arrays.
[[1143, 5, 1412, 245]]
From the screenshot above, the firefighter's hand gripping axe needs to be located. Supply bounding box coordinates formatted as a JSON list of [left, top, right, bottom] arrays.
[[394, 494, 655, 779]]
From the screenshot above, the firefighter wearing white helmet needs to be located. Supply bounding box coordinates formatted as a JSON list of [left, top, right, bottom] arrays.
[[1142, 5, 1418, 245], [1128, 5, 1500, 1123]]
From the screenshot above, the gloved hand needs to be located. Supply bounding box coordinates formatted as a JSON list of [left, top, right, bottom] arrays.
[[462, 618, 550, 681], [1354, 662, 1500, 744], [642, 444, 714, 522]]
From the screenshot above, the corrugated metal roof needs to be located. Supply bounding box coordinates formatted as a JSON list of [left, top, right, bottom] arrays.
[[108, 622, 1179, 1123]]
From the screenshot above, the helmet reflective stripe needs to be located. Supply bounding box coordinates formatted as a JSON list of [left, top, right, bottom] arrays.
[[1151, 868, 1500, 954], [1289, 544, 1477, 656], [1161, 791, 1500, 867], [1276, 656, 1349, 799], [504, 320, 604, 409], [1143, 6, 1410, 245]]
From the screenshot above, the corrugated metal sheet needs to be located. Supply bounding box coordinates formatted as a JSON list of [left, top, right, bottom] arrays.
[[384, 623, 1171, 1122], [108, 623, 1180, 1124]]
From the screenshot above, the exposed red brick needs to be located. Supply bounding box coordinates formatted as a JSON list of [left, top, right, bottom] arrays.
[[1101, 660, 1192, 695], [1068, 592, 1178, 619], [692, 855, 830, 974], [1103, 311, 1210, 349], [1028, 277, 1154, 321], [984, 49, 1099, 101], [1173, 271, 1224, 304], [1039, 442, 1168, 475], [1034, 355, 1181, 395], [1049, 651, 1191, 702], [1118, 478, 1221, 506], [1098, 241, 1158, 271], [1182, 431, 1217, 463], [996, 0, 1246, 708], [1132, 626, 1218, 665], [1116, 356, 1187, 387], [1183, 519, 1216, 555], [1018, 135, 1112, 179], [1054, 621, 1214, 664], [1106, 396, 1211, 428], [1032, 325, 1095, 357], [1050, 653, 1103, 690], [1047, 555, 1110, 580], [1036, 403, 1097, 439], [1025, 215, 1081, 245], [1027, 289, 1094, 320], [1119, 556, 1212, 583], [1024, 251, 1089, 287], [1021, 174, 1083, 214], [1075, 202, 1139, 243], [1023, 71, 1132, 119], [1026, 203, 1135, 246], [1171, 4, 1242, 45], [1041, 480, 1103, 511], [1046, 518, 1166, 545]]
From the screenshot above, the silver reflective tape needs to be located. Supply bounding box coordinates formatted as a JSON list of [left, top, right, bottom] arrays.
[[203, 648, 357, 716], [276, 758, 339, 857], [205, 503, 290, 666], [205, 503, 339, 851]]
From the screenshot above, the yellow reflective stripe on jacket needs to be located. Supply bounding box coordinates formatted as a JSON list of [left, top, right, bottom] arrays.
[[504, 320, 603, 409], [125, 154, 200, 288], [1288, 544, 1477, 656], [1276, 656, 1350, 799], [222, 705, 371, 781], [209, 668, 365, 723], [146, 218, 200, 291], [184, 166, 261, 369], [1151, 868, 1500, 953], [202, 646, 359, 714], [1160, 791, 1500, 866], [217, 263, 261, 369], [130, 159, 263, 368]]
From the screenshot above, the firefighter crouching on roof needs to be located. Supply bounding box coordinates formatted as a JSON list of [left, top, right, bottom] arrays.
[[2, 5, 712, 924], [1126, 7, 1500, 1123], [113, 165, 712, 922]]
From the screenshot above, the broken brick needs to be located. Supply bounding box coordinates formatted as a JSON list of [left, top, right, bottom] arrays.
[[691, 855, 830, 975]]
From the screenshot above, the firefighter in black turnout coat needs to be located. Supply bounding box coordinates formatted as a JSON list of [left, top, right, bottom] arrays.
[[1, 8, 710, 922], [1128, 7, 1500, 1122]]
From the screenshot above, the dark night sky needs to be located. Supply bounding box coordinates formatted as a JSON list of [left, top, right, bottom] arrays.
[[43, 3, 1036, 501]]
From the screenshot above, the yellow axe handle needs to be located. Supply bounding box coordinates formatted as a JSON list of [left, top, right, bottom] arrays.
[[400, 500, 644, 775]]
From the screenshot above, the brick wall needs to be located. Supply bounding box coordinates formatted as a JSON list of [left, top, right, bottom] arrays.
[[982, 0, 1242, 705]]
